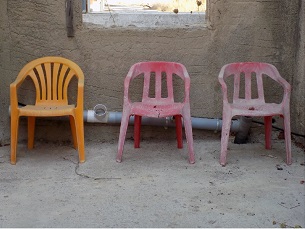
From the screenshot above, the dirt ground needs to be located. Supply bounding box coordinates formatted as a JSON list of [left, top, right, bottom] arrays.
[[0, 129, 304, 227]]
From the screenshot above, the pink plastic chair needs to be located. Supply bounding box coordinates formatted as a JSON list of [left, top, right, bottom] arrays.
[[116, 61, 195, 164], [218, 62, 291, 166]]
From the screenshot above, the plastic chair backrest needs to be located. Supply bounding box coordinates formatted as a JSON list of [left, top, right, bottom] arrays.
[[14, 57, 84, 106], [219, 62, 291, 105], [125, 62, 190, 104]]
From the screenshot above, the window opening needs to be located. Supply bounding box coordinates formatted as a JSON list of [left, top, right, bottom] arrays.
[[82, 0, 206, 28], [84, 0, 206, 13]]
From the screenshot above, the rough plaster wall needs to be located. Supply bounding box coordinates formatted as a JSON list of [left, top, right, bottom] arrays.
[[0, 0, 302, 144], [0, 0, 10, 145], [207, 0, 298, 97], [293, 0, 305, 144]]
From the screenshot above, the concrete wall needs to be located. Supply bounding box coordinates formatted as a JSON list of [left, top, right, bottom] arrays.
[[0, 0, 303, 145], [294, 0, 305, 144]]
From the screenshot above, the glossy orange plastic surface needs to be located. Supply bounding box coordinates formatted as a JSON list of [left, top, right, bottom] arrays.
[[116, 62, 195, 163], [10, 56, 85, 164], [218, 62, 291, 166]]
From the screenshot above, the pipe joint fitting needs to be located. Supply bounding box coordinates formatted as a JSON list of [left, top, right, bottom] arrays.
[[94, 104, 107, 119]]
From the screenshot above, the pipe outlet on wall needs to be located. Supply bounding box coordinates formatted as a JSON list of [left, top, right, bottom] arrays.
[[85, 104, 109, 123]]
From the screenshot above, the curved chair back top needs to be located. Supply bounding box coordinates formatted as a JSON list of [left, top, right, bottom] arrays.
[[13, 56, 84, 106], [124, 61, 190, 104], [218, 62, 291, 104]]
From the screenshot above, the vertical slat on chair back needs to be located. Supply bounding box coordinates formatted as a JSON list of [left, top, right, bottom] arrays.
[[225, 62, 266, 104], [136, 62, 183, 103], [28, 61, 77, 105]]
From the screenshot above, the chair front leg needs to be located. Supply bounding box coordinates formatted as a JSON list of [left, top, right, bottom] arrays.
[[74, 113, 85, 163], [11, 114, 20, 165], [220, 113, 232, 166], [182, 110, 195, 164], [117, 109, 130, 163], [283, 110, 292, 165]]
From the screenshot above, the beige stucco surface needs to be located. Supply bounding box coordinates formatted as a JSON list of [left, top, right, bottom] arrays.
[[294, 0, 305, 144], [0, 0, 304, 145]]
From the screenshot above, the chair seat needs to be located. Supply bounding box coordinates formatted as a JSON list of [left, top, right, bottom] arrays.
[[230, 103, 283, 117], [19, 105, 76, 117], [130, 102, 184, 118]]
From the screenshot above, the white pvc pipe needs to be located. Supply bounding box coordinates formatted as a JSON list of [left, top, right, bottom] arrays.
[[83, 104, 241, 132]]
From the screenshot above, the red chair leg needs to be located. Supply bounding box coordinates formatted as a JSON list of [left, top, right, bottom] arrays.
[[264, 116, 272, 150], [175, 115, 183, 149], [134, 115, 142, 148]]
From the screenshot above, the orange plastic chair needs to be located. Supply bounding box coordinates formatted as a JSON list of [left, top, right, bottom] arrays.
[[10, 56, 85, 164], [218, 62, 291, 166], [116, 61, 195, 163]]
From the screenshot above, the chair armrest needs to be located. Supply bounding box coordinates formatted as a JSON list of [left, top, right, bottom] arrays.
[[183, 70, 191, 103], [218, 67, 229, 104], [10, 74, 28, 110], [278, 78, 291, 105], [10, 83, 19, 110], [277, 77, 291, 93], [123, 64, 138, 103], [76, 79, 84, 110], [10, 74, 27, 89], [266, 64, 291, 103]]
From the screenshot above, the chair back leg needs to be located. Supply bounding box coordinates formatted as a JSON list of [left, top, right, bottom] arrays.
[[69, 115, 78, 149], [175, 115, 183, 149], [27, 116, 36, 149], [134, 115, 142, 148], [264, 116, 272, 150]]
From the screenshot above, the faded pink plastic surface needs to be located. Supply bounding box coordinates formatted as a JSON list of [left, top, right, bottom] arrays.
[[218, 62, 291, 166], [116, 61, 195, 163]]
